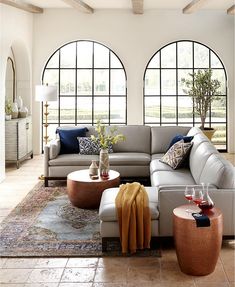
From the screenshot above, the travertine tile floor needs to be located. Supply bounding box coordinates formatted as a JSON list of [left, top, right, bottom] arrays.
[[0, 154, 234, 287]]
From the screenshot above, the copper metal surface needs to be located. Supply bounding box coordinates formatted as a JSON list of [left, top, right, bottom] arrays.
[[67, 169, 120, 209], [173, 204, 223, 276]]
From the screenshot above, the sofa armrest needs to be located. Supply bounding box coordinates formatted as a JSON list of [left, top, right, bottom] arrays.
[[49, 139, 61, 159], [158, 189, 186, 236], [158, 188, 235, 236], [44, 144, 50, 177], [43, 139, 61, 177]]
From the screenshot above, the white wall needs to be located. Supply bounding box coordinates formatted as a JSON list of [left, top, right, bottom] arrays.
[[0, 4, 33, 182], [31, 9, 233, 154]]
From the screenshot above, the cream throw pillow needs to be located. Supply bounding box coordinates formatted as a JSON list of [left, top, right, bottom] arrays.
[[160, 139, 193, 169]]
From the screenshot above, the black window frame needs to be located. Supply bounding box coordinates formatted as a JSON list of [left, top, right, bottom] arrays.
[[143, 40, 228, 151], [41, 40, 127, 149]]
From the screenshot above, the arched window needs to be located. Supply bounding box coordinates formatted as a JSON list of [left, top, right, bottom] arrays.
[[42, 40, 127, 140], [144, 40, 227, 150]]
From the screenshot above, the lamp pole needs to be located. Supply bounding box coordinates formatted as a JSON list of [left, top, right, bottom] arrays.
[[44, 101, 49, 144]]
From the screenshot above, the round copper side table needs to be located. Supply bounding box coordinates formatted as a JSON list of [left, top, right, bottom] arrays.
[[173, 205, 223, 276], [67, 169, 120, 209]]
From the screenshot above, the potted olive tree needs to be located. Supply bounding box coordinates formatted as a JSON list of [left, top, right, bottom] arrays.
[[182, 69, 221, 140]]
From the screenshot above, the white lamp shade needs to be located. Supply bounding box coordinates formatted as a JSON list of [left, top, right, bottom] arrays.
[[35, 85, 58, 102]]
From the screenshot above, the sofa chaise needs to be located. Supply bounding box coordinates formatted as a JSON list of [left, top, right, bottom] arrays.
[[44, 125, 235, 236]]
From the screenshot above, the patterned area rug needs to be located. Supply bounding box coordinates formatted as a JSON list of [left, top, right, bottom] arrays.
[[0, 181, 160, 257]]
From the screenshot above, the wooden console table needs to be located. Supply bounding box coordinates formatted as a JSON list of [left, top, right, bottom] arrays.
[[5, 116, 33, 168]]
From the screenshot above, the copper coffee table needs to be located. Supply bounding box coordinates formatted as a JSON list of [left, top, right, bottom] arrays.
[[173, 205, 223, 276], [67, 169, 120, 209]]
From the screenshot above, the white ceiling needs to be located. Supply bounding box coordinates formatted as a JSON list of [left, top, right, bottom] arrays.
[[26, 0, 235, 10]]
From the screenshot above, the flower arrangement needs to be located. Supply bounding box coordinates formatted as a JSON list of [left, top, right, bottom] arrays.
[[5, 99, 13, 115], [91, 120, 125, 150]]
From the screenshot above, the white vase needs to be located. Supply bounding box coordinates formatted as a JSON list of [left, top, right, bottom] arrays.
[[19, 106, 28, 118], [5, 114, 12, 121], [89, 160, 98, 176], [16, 96, 23, 110], [99, 149, 109, 179], [11, 102, 18, 119]]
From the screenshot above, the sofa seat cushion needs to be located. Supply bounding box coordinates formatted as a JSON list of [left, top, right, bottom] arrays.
[[109, 153, 150, 166], [49, 154, 99, 166], [150, 158, 174, 174], [151, 153, 165, 160], [99, 187, 159, 222], [151, 170, 196, 188]]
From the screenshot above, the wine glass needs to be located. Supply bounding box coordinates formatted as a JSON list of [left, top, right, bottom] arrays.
[[192, 187, 203, 207], [184, 186, 194, 213]]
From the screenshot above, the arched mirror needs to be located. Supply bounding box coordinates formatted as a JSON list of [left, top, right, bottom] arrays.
[[5, 57, 16, 102]]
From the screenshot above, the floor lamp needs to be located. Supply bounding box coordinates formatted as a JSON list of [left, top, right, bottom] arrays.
[[35, 84, 58, 145]]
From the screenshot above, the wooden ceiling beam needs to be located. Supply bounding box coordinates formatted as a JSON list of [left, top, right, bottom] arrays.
[[0, 0, 43, 13], [227, 5, 235, 15], [183, 0, 208, 14], [61, 0, 93, 13], [132, 0, 143, 14]]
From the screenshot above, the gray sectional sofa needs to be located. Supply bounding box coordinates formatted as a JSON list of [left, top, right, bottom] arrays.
[[44, 125, 235, 236]]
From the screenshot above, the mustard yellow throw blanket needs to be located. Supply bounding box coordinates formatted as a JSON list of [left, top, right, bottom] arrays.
[[115, 182, 151, 254]]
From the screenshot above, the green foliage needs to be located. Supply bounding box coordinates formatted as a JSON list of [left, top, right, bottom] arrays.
[[181, 69, 221, 129], [91, 120, 125, 149], [5, 99, 13, 115]]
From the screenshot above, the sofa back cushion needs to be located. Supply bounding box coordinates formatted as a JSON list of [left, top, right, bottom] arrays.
[[86, 125, 151, 153], [187, 126, 202, 137], [111, 125, 151, 153], [189, 136, 218, 183], [151, 126, 191, 154], [199, 154, 234, 188]]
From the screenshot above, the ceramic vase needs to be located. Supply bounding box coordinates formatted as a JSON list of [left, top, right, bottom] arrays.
[[5, 114, 12, 121], [11, 102, 18, 119], [16, 96, 23, 110], [19, 106, 28, 118], [89, 160, 98, 176], [99, 149, 109, 179]]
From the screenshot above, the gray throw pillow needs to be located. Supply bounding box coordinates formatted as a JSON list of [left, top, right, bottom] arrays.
[[160, 139, 193, 169]]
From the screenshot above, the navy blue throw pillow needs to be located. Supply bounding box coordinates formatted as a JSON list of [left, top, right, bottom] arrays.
[[168, 134, 194, 150], [57, 127, 88, 154]]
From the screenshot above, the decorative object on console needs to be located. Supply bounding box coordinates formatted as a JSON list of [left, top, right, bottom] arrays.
[[91, 120, 125, 179], [35, 84, 58, 144], [89, 160, 98, 177], [19, 106, 28, 118], [181, 69, 221, 140], [15, 96, 23, 110], [11, 102, 18, 119], [160, 139, 193, 169], [5, 98, 12, 120], [56, 127, 88, 154]]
